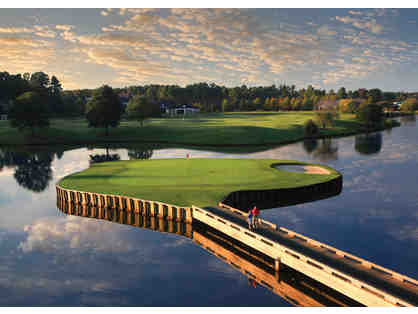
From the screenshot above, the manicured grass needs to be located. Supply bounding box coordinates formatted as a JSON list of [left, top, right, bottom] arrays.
[[58, 158, 341, 208], [0, 112, 366, 146]]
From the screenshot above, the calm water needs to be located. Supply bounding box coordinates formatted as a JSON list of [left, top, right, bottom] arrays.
[[0, 117, 417, 306]]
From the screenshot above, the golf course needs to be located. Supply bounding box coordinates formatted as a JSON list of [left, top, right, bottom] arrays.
[[57, 158, 342, 208], [0, 112, 381, 146]]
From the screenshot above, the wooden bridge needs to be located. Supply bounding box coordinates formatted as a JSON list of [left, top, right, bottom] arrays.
[[56, 186, 418, 307], [193, 205, 418, 307]]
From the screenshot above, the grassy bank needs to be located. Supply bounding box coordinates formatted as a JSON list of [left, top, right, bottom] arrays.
[[58, 158, 341, 207], [0, 112, 390, 146]]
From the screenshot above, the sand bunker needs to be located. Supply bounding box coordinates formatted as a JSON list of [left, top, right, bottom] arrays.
[[274, 164, 331, 175], [303, 166, 331, 175]]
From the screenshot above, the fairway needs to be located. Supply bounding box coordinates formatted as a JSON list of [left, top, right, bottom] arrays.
[[0, 112, 366, 145], [58, 158, 341, 207]]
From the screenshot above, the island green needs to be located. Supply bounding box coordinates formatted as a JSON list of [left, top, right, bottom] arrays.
[[58, 158, 341, 208]]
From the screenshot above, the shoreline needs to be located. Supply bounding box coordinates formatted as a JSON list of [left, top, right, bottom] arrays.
[[0, 124, 399, 148]]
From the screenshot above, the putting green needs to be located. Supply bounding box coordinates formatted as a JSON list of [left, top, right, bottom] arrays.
[[57, 158, 341, 207]]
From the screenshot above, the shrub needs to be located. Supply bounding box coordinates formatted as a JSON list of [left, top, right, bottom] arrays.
[[304, 119, 319, 136]]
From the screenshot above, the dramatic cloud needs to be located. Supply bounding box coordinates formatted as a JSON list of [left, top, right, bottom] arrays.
[[1, 8, 418, 89]]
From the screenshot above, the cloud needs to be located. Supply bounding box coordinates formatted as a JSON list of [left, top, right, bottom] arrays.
[[55, 24, 74, 31], [317, 25, 337, 37], [46, 8, 418, 88], [348, 10, 364, 16], [34, 25, 56, 38], [0, 25, 56, 38], [0, 36, 52, 47], [18, 216, 135, 253], [336, 16, 383, 34], [0, 27, 34, 34]]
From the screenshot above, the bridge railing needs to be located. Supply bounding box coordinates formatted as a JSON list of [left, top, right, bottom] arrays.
[[219, 202, 418, 289], [278, 227, 418, 288], [197, 205, 415, 307], [219, 202, 278, 230]]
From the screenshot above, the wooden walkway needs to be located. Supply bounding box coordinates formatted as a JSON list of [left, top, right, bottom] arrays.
[[193, 205, 418, 307]]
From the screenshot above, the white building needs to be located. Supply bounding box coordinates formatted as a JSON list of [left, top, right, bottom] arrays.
[[165, 105, 200, 116]]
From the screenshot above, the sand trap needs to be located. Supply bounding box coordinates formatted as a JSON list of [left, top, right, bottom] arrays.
[[303, 166, 331, 175], [274, 164, 331, 175]]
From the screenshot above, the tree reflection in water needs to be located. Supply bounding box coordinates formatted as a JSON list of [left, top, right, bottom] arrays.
[[128, 145, 154, 160], [0, 147, 56, 192], [89, 147, 120, 164], [302, 139, 318, 154], [312, 138, 338, 162], [354, 133, 382, 155], [401, 115, 416, 126]]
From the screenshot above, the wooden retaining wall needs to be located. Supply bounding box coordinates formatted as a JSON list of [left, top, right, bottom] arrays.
[[57, 198, 193, 238], [56, 185, 192, 223], [220, 175, 343, 211]]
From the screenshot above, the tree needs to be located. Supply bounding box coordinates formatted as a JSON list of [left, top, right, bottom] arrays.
[[338, 99, 360, 113], [337, 87, 347, 99], [367, 88, 382, 103], [49, 75, 63, 114], [221, 98, 229, 112], [356, 103, 383, 128], [30, 72, 50, 91], [253, 97, 262, 110], [400, 98, 417, 112], [85, 85, 122, 136], [8, 91, 50, 136], [302, 96, 313, 110], [304, 119, 319, 136], [126, 94, 154, 127]]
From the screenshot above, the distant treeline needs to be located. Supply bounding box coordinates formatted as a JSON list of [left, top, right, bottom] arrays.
[[1, 71, 416, 116], [90, 83, 414, 113]]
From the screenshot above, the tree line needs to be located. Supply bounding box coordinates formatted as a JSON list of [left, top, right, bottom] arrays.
[[114, 84, 412, 113], [2, 70, 417, 136]]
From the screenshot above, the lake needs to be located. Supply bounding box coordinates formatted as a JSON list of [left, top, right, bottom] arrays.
[[0, 116, 417, 306]]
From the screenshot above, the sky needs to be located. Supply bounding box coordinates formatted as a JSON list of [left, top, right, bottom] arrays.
[[1, 7, 418, 91]]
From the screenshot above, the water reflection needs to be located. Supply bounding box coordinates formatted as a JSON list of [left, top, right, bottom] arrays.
[[302, 139, 318, 154], [400, 115, 416, 126], [0, 147, 56, 192], [1, 119, 418, 306], [56, 199, 361, 307], [312, 138, 338, 162], [354, 133, 382, 155], [127, 144, 154, 160]]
